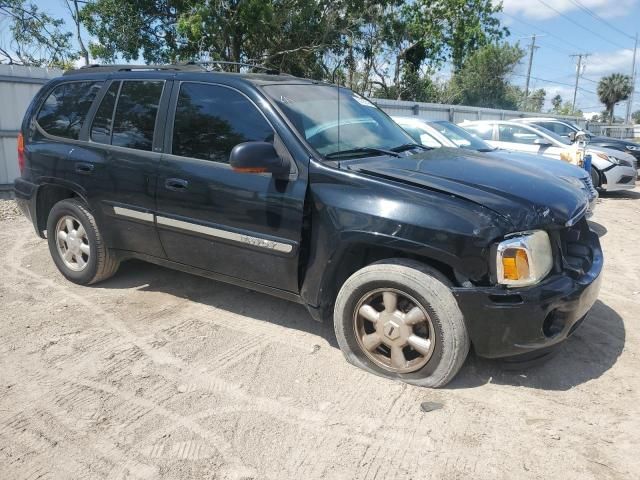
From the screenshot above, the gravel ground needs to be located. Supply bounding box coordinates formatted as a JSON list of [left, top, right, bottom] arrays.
[[0, 198, 20, 221], [0, 191, 639, 479]]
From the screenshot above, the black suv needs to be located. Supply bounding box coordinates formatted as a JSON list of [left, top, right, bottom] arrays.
[[14, 64, 603, 387]]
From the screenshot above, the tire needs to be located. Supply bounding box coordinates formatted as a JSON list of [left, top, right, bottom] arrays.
[[46, 198, 119, 285], [590, 167, 601, 190], [334, 259, 469, 388]]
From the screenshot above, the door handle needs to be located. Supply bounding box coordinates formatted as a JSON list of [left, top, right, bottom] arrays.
[[75, 162, 95, 174], [165, 178, 189, 191]]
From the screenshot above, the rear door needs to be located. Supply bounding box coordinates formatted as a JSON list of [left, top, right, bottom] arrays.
[[155, 81, 307, 292], [68, 78, 170, 257], [494, 124, 566, 160]]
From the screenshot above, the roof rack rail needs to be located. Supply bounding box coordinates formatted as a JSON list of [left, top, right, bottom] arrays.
[[180, 60, 289, 75], [63, 63, 203, 75], [63, 61, 291, 76]]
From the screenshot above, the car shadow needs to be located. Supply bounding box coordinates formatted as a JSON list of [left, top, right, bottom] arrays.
[[96, 260, 339, 348], [598, 189, 640, 200], [97, 261, 625, 391], [448, 300, 625, 391]]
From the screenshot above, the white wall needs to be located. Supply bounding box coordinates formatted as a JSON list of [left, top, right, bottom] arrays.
[[0, 65, 62, 186]]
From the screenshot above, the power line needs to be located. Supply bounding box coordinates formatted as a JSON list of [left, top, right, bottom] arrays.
[[535, 0, 629, 50], [511, 73, 597, 95], [567, 0, 634, 41]]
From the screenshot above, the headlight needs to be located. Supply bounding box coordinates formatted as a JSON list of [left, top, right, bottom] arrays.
[[626, 145, 640, 151], [494, 230, 553, 287], [595, 152, 620, 165]]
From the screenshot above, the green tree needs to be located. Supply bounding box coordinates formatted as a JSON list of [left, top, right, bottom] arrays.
[[0, 0, 76, 67], [631, 110, 640, 124], [448, 42, 525, 109], [597, 73, 633, 124], [551, 94, 563, 113]]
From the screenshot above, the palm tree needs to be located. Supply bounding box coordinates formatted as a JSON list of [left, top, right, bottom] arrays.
[[597, 73, 633, 124]]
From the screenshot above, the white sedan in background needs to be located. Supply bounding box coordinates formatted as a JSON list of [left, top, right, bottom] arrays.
[[392, 116, 598, 213], [460, 120, 637, 192]]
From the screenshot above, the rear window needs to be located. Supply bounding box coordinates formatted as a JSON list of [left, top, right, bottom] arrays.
[[36, 81, 103, 140]]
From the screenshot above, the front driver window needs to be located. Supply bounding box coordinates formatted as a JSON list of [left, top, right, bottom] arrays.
[[172, 83, 274, 163]]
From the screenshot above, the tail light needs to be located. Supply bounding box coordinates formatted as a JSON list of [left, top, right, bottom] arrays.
[[17, 132, 25, 174]]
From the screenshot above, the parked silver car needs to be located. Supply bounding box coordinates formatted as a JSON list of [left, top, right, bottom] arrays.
[[460, 120, 637, 192], [392, 116, 598, 213]]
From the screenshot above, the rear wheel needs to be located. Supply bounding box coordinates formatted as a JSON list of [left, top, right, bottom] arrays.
[[47, 199, 119, 285], [334, 259, 470, 388]]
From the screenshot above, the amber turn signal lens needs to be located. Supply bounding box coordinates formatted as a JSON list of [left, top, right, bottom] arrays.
[[501, 249, 530, 281]]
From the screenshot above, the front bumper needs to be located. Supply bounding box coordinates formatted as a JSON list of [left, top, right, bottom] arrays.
[[601, 164, 637, 191], [452, 230, 603, 358]]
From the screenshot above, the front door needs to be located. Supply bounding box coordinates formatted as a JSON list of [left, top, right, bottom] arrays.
[[155, 81, 307, 293], [494, 124, 565, 160]]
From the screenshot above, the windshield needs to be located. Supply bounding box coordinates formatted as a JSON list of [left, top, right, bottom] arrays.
[[429, 121, 494, 151], [262, 84, 414, 158]]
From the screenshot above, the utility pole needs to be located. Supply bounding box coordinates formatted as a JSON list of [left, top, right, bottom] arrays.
[[626, 33, 638, 123], [571, 53, 590, 114], [524, 34, 538, 101]]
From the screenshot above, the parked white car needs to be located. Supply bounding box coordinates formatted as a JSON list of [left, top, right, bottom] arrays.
[[392, 116, 598, 213], [460, 120, 637, 192]]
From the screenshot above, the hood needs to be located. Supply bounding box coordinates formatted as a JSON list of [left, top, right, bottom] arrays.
[[589, 136, 639, 148], [487, 149, 588, 179], [586, 144, 637, 163], [342, 148, 588, 229]]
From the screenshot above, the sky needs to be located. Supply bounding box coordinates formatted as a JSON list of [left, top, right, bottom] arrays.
[[498, 0, 640, 117], [2, 0, 639, 118]]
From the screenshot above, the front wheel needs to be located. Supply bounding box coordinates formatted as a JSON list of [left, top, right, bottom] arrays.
[[590, 167, 601, 190], [334, 259, 470, 388]]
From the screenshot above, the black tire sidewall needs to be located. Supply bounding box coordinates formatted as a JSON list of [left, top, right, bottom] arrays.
[[47, 200, 100, 284], [338, 278, 446, 382], [590, 167, 600, 189]]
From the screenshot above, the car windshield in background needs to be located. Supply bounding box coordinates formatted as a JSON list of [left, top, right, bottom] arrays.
[[262, 84, 413, 158], [530, 124, 572, 146], [430, 121, 494, 152]]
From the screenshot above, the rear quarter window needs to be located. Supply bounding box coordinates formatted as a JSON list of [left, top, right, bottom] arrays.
[[36, 81, 103, 140]]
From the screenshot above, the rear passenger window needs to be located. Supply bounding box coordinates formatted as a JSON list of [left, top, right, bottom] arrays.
[[91, 81, 120, 144], [465, 124, 493, 141], [111, 81, 164, 151], [36, 81, 103, 139], [171, 83, 273, 163]]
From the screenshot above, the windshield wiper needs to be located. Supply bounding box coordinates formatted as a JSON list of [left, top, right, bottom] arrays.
[[391, 143, 433, 152], [325, 147, 400, 159]]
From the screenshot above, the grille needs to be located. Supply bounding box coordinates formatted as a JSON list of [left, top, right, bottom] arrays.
[[555, 218, 594, 278], [618, 175, 635, 184]]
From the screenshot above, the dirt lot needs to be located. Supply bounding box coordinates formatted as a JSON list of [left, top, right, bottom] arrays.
[[0, 191, 639, 480]]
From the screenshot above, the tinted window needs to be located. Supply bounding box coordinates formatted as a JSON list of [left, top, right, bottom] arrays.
[[464, 124, 494, 141], [111, 81, 164, 151], [90, 81, 120, 144], [172, 83, 273, 163], [538, 121, 574, 136], [498, 125, 542, 144], [36, 81, 103, 139]]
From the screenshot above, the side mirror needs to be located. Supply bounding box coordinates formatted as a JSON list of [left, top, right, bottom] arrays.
[[230, 141, 290, 179], [533, 138, 552, 147]]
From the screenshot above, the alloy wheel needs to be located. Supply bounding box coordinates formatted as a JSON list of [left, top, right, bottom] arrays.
[[55, 215, 90, 271], [353, 288, 436, 373]]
